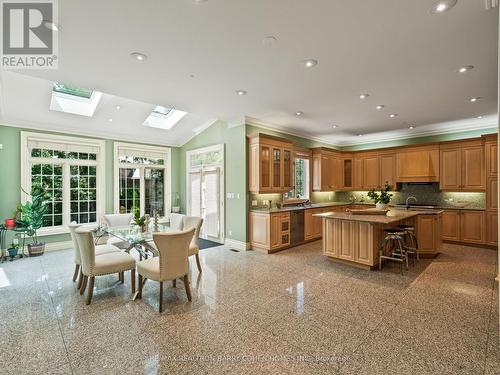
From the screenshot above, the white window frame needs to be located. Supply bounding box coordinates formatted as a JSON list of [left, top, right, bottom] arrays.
[[113, 142, 171, 217], [20, 131, 106, 236], [186, 144, 225, 242], [293, 152, 311, 200]]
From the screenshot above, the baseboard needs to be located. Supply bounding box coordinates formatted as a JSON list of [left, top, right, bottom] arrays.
[[224, 238, 251, 251]]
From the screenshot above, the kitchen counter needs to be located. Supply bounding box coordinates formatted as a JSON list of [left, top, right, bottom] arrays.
[[315, 208, 443, 224], [250, 201, 373, 213]]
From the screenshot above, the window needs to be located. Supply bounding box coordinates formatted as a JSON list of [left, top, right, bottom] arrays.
[[114, 143, 171, 217], [50, 82, 103, 117], [21, 132, 105, 235], [294, 157, 310, 199], [142, 105, 187, 130]]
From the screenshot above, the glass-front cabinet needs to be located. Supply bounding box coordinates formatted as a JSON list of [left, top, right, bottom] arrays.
[[248, 134, 294, 193]]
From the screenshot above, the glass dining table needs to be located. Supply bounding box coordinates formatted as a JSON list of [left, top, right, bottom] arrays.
[[94, 223, 173, 259]]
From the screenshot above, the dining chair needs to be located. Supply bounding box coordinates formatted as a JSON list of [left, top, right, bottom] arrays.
[[74, 227, 136, 305], [169, 213, 185, 230], [68, 222, 122, 289], [136, 228, 195, 312], [182, 216, 204, 273], [102, 213, 134, 249]]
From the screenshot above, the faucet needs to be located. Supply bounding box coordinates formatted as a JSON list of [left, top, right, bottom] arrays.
[[406, 196, 417, 208]]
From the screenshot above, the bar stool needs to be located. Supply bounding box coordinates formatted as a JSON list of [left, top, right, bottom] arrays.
[[396, 224, 419, 263], [379, 228, 408, 274]]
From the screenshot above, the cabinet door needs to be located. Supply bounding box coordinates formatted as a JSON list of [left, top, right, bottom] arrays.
[[440, 148, 461, 190], [486, 141, 497, 177], [313, 209, 323, 238], [270, 214, 282, 248], [461, 146, 485, 191], [363, 156, 380, 189], [280, 213, 290, 247], [338, 220, 356, 261], [353, 157, 363, 190], [271, 147, 282, 190], [330, 156, 342, 190], [417, 215, 438, 253], [355, 222, 374, 265], [441, 210, 460, 241], [259, 144, 271, 191], [250, 213, 271, 248], [304, 210, 315, 240], [486, 211, 498, 245], [487, 178, 498, 211], [460, 211, 485, 244], [321, 155, 330, 190], [380, 154, 395, 188], [343, 158, 353, 190], [283, 149, 292, 191]]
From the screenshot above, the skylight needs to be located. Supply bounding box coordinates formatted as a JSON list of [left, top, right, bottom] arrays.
[[142, 105, 187, 130], [50, 82, 102, 117]]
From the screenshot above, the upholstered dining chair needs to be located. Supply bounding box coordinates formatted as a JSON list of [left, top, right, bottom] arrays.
[[136, 228, 195, 312], [74, 227, 136, 305], [182, 216, 204, 273], [169, 213, 185, 230], [102, 213, 134, 249], [68, 222, 122, 289]]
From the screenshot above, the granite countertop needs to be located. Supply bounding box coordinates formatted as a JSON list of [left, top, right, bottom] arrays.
[[250, 201, 368, 213], [314, 208, 443, 224]]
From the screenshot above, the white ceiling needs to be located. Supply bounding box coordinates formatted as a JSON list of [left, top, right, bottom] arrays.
[[1, 0, 498, 146]]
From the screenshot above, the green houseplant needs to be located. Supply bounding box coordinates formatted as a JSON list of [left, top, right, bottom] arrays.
[[367, 182, 393, 209], [15, 184, 49, 257]]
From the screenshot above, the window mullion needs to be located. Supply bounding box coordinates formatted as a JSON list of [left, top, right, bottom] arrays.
[[62, 162, 70, 226], [140, 167, 145, 217]]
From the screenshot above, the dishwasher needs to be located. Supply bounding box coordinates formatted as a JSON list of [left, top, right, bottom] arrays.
[[290, 210, 305, 245]]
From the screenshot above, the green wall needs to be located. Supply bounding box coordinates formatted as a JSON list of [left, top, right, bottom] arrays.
[[178, 121, 247, 243], [0, 125, 181, 244]]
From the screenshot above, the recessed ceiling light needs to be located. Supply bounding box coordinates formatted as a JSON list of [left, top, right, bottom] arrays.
[[430, 0, 457, 14], [408, 125, 415, 129], [359, 94, 369, 99], [389, 114, 398, 118], [108, 118, 113, 122], [115, 105, 121, 110], [236, 90, 247, 96], [189, 74, 195, 78], [332, 125, 339, 129], [295, 111, 303, 116], [470, 97, 481, 102], [357, 134, 363, 137], [130, 52, 147, 61], [458, 65, 474, 73], [376, 105, 384, 110], [304, 59, 318, 68], [43, 21, 60, 31], [477, 115, 483, 119], [263, 36, 278, 45]]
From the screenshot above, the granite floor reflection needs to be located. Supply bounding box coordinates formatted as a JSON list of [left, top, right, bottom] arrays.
[[0, 242, 498, 374]]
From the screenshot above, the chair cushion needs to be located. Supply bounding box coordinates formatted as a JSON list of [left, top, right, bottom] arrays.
[[92, 252, 135, 276], [95, 244, 121, 256], [188, 243, 199, 256], [136, 257, 160, 281]]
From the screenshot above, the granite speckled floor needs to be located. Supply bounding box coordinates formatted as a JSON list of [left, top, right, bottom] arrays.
[[0, 242, 498, 374]]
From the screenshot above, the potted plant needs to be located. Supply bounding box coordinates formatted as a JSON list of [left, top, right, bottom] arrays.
[[4, 206, 20, 229], [132, 206, 147, 232], [7, 243, 18, 261], [368, 182, 393, 209], [14, 184, 49, 257]]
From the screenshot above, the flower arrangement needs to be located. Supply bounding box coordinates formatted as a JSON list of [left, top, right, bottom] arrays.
[[367, 182, 393, 207]]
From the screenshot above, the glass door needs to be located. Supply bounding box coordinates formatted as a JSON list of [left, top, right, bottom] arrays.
[[272, 147, 282, 190], [202, 168, 220, 240]]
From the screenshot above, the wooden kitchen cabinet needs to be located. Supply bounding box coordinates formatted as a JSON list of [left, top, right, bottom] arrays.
[[380, 153, 396, 188], [440, 139, 485, 191], [417, 214, 442, 256], [485, 136, 498, 177], [487, 178, 498, 210], [250, 211, 290, 252], [353, 156, 363, 190], [248, 134, 293, 193], [396, 145, 440, 182], [362, 155, 381, 189], [441, 209, 486, 245], [486, 211, 498, 245], [312, 148, 342, 191], [304, 207, 330, 240], [342, 157, 354, 190]]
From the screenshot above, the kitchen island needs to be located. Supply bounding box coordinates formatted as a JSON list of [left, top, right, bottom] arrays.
[[315, 209, 443, 269]]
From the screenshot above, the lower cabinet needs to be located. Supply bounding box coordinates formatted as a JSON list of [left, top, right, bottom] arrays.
[[486, 211, 498, 246], [441, 209, 486, 245], [416, 214, 442, 255], [250, 211, 290, 252]]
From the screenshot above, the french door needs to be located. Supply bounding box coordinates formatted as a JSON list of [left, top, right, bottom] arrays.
[[188, 167, 222, 242]]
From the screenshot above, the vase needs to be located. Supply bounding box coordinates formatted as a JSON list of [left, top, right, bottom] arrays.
[[376, 203, 389, 210], [4, 218, 15, 229], [28, 242, 45, 257]]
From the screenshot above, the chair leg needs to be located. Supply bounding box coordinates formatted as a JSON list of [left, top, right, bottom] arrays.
[[120, 271, 125, 284], [118, 272, 122, 282], [85, 276, 95, 305], [130, 269, 135, 294], [138, 274, 143, 299], [80, 275, 88, 295], [173, 279, 176, 288], [183, 275, 192, 302], [195, 254, 202, 273], [76, 269, 83, 290], [72, 264, 80, 282], [159, 281, 163, 313]]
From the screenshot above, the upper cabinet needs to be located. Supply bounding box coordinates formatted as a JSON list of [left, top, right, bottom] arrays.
[[396, 145, 439, 182], [248, 134, 293, 193], [485, 135, 498, 178], [312, 148, 342, 191], [355, 151, 396, 190], [440, 139, 485, 191]]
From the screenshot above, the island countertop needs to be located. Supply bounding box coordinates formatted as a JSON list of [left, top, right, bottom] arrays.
[[314, 208, 443, 224]]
